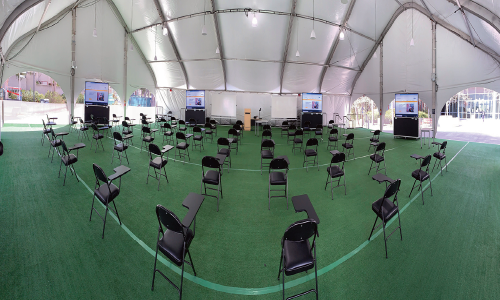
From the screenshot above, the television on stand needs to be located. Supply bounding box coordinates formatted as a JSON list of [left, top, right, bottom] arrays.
[[394, 93, 419, 138], [301, 93, 323, 128], [185, 90, 206, 125], [84, 81, 110, 123]]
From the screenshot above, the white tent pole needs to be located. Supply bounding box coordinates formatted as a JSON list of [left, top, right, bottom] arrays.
[[432, 21, 437, 138], [123, 29, 128, 118], [70, 8, 76, 120], [210, 0, 227, 91], [380, 41, 383, 132], [279, 0, 297, 95]]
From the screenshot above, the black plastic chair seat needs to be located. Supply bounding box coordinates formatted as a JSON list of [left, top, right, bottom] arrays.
[[205, 130, 213, 134], [94, 183, 119, 204], [176, 142, 189, 149], [303, 127, 311, 131], [342, 143, 353, 149], [327, 165, 344, 178], [270, 172, 287, 185], [218, 148, 230, 156], [315, 131, 322, 135], [305, 149, 317, 156], [151, 128, 159, 133], [433, 152, 446, 160], [164, 131, 173, 136], [61, 154, 77, 166], [370, 138, 379, 143], [80, 127, 88, 131], [179, 127, 187, 131], [288, 132, 296, 136], [370, 142, 379, 147], [193, 135, 203, 141], [43, 128, 51, 134], [228, 137, 238, 144], [143, 136, 154, 142], [294, 138, 303, 143], [370, 154, 384, 162], [328, 136, 338, 141], [202, 170, 220, 185], [114, 143, 128, 152], [261, 150, 274, 159], [158, 228, 194, 266], [372, 197, 399, 221], [93, 134, 104, 140], [51, 139, 62, 147], [123, 129, 132, 135], [283, 239, 314, 276], [412, 169, 430, 181], [150, 157, 168, 169]]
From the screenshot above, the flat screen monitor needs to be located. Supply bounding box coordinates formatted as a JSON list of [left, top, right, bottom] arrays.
[[395, 93, 418, 117], [302, 93, 323, 113], [85, 81, 109, 106], [186, 90, 205, 109]]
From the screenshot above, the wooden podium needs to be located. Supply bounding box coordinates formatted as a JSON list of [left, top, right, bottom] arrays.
[[244, 108, 251, 131]]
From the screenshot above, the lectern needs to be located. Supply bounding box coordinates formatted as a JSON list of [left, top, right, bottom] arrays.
[[244, 109, 251, 131]]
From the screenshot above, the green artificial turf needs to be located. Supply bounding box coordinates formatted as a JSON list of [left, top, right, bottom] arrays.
[[1, 124, 499, 299]]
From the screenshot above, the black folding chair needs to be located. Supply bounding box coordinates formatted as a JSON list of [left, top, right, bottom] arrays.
[[287, 124, 297, 144], [368, 142, 387, 175], [292, 129, 304, 153], [111, 114, 120, 129], [192, 126, 204, 151], [147, 143, 169, 191], [178, 120, 187, 132], [0, 141, 3, 156], [209, 119, 217, 136], [232, 124, 242, 144], [58, 140, 81, 186], [227, 128, 239, 154], [141, 126, 155, 152], [70, 115, 78, 132], [171, 116, 178, 127], [278, 219, 319, 300], [368, 179, 403, 258], [368, 130, 381, 152], [342, 133, 355, 159], [41, 119, 51, 145], [409, 154, 433, 204], [280, 121, 289, 137], [175, 132, 190, 163], [303, 121, 312, 137], [48, 128, 62, 162], [89, 163, 122, 239], [303, 138, 319, 171], [162, 122, 174, 144], [201, 156, 223, 211], [217, 137, 231, 171], [188, 118, 196, 132], [328, 119, 335, 128], [151, 205, 197, 300], [121, 121, 134, 145], [260, 139, 275, 175], [78, 119, 90, 141], [204, 122, 214, 143], [432, 141, 448, 175], [314, 124, 323, 141], [325, 152, 346, 198], [112, 132, 130, 165], [262, 129, 272, 142], [125, 116, 136, 126], [236, 120, 244, 140], [269, 158, 289, 210], [327, 128, 338, 150], [90, 123, 105, 153]]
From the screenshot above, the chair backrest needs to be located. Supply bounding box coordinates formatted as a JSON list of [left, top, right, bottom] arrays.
[[270, 158, 288, 170], [330, 128, 338, 135], [295, 129, 303, 136], [140, 113, 144, 117], [193, 126, 202, 133], [125, 116, 131, 121], [331, 152, 346, 164], [262, 130, 272, 138], [209, 119, 216, 124], [421, 154, 432, 168], [346, 133, 354, 141], [42, 119, 47, 129], [171, 116, 177, 121], [92, 163, 108, 184], [91, 123, 99, 132], [176, 132, 186, 140], [179, 120, 186, 125], [122, 120, 129, 127], [113, 114, 117, 118], [315, 124, 322, 130], [440, 141, 447, 151], [282, 121, 288, 126], [141, 119, 148, 125], [233, 124, 242, 130], [149, 143, 162, 156], [373, 130, 381, 136], [384, 179, 401, 199], [228, 128, 237, 135], [163, 122, 172, 129], [60, 140, 69, 156], [189, 118, 196, 125], [204, 122, 212, 129], [306, 138, 319, 146], [142, 126, 151, 134], [236, 120, 243, 126], [202, 156, 220, 169], [263, 124, 271, 130], [329, 120, 334, 124], [283, 219, 318, 243], [289, 124, 297, 130], [113, 131, 123, 142], [261, 139, 275, 149], [375, 142, 386, 152], [0, 141, 3, 156], [156, 205, 184, 236], [217, 137, 229, 146]]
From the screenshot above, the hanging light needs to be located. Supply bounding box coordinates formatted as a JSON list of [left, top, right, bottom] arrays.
[[310, 0, 316, 40], [154, 25, 158, 61], [93, 1, 97, 37], [410, 0, 414, 46], [339, 30, 345, 40], [296, 50, 300, 57], [130, 39, 134, 51], [93, 28, 97, 38], [202, 24, 207, 35], [216, 46, 220, 54], [410, 38, 414, 46], [295, 26, 300, 57], [341, 0, 348, 4], [252, 12, 258, 27], [163, 24, 168, 36]]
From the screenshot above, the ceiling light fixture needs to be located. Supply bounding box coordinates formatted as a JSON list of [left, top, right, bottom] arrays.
[[410, 0, 414, 46], [296, 26, 300, 57], [252, 12, 258, 27], [310, 0, 316, 40], [93, 1, 97, 37], [202, 0, 207, 35], [163, 22, 168, 35], [339, 29, 345, 40], [216, 46, 220, 54], [154, 25, 158, 61]]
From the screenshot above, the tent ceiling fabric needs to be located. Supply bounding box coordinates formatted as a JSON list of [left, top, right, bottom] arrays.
[[2, 0, 500, 100]]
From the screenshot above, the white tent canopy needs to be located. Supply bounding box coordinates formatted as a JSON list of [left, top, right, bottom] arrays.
[[2, 0, 500, 130]]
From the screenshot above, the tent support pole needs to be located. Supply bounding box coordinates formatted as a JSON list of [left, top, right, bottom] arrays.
[[70, 8, 76, 121], [432, 21, 437, 138], [123, 29, 128, 118], [279, 0, 297, 95], [379, 41, 383, 132]]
